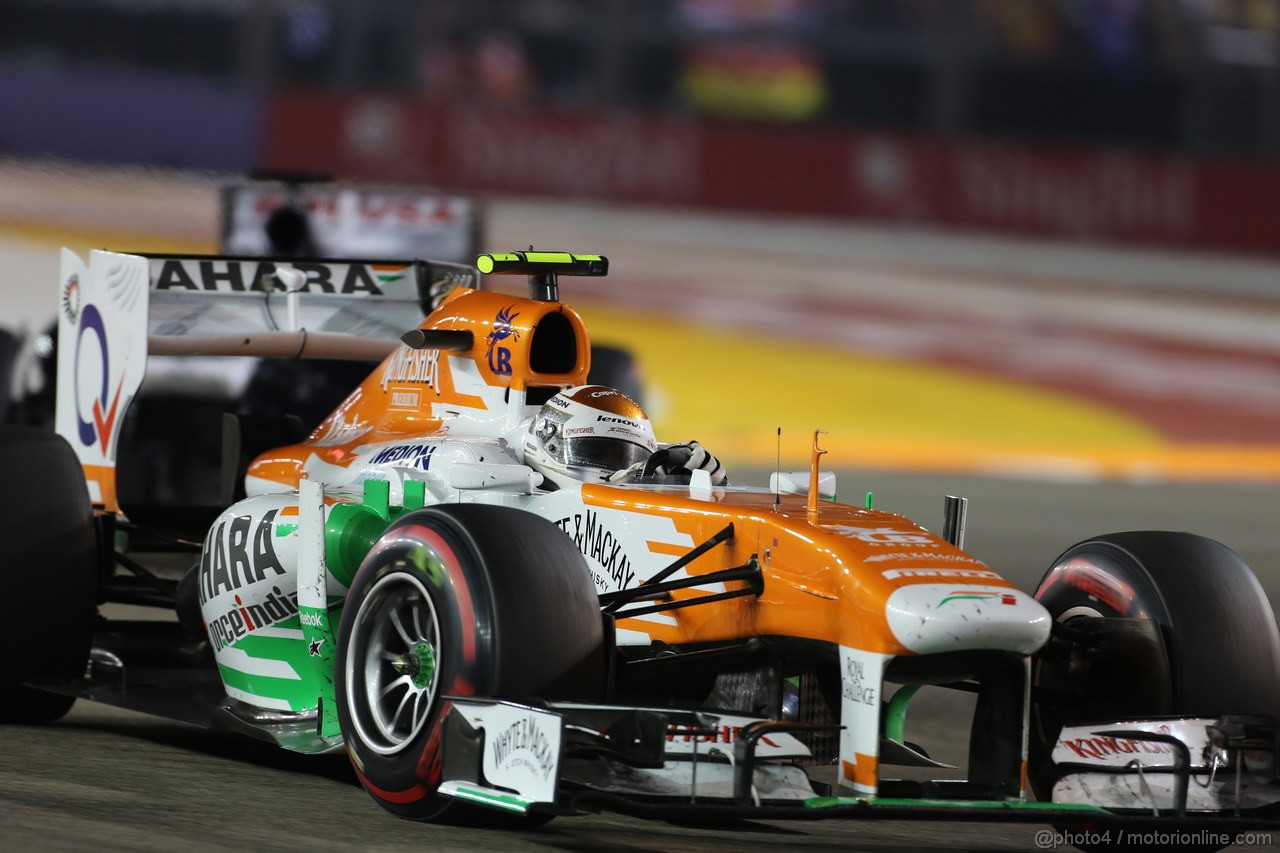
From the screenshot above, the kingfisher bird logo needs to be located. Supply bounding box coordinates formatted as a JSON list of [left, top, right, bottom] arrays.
[[486, 305, 520, 375]]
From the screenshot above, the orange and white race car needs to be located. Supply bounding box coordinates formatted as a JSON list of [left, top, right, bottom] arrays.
[[2, 248, 1278, 850]]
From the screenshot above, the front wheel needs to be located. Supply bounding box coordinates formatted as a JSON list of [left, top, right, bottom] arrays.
[[1030, 531, 1280, 852], [335, 504, 604, 824]]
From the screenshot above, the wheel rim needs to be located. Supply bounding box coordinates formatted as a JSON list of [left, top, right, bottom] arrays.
[[1032, 605, 1104, 746], [345, 571, 442, 755]]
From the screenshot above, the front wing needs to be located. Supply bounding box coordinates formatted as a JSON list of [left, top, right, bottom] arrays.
[[439, 699, 1280, 833]]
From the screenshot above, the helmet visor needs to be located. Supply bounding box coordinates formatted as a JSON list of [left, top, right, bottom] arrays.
[[564, 436, 651, 473]]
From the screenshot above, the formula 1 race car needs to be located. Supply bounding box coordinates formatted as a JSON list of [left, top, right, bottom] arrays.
[[2, 248, 1278, 851]]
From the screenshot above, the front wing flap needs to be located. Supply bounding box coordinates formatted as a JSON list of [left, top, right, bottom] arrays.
[[1049, 716, 1280, 813], [438, 698, 819, 812], [438, 700, 1280, 834]]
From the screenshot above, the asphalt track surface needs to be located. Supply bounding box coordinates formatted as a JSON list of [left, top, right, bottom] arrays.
[[2, 469, 1277, 853]]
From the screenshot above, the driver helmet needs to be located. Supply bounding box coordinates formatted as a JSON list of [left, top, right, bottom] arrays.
[[524, 385, 657, 488]]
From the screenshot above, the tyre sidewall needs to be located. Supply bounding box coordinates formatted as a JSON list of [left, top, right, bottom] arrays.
[[0, 427, 96, 691], [1031, 540, 1174, 793], [336, 514, 495, 820], [1036, 533, 1280, 715]]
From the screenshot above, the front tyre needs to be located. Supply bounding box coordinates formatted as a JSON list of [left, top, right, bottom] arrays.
[[1031, 531, 1280, 853], [335, 504, 604, 824]]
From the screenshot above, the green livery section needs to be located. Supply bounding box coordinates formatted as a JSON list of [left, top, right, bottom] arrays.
[[220, 479, 430, 719]]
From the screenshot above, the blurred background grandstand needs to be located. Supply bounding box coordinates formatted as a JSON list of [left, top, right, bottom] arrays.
[[7, 0, 1280, 149], [6, 1, 1280, 480], [5, 0, 1280, 251]]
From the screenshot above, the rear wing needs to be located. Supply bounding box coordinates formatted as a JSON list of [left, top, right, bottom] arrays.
[[54, 248, 477, 510]]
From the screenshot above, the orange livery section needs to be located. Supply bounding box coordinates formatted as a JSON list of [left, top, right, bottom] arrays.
[[582, 484, 1020, 657], [247, 287, 591, 490]]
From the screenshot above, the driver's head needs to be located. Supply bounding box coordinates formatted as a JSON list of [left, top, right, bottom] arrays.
[[524, 385, 657, 488]]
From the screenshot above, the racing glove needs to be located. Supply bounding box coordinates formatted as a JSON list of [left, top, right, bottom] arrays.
[[608, 440, 728, 485]]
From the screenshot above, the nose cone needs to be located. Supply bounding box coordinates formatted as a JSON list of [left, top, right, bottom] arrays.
[[885, 584, 1052, 655]]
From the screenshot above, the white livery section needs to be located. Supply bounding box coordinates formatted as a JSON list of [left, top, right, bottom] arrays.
[[884, 583, 1051, 655], [838, 646, 888, 796], [55, 249, 151, 507], [1051, 718, 1280, 812], [566, 758, 817, 803], [443, 700, 822, 809], [447, 700, 564, 806]]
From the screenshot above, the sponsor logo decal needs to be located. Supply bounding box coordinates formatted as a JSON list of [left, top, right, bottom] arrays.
[[308, 637, 325, 657], [389, 390, 420, 409], [565, 427, 596, 436], [370, 263, 408, 285], [554, 510, 635, 591], [667, 725, 779, 748], [866, 552, 985, 564], [310, 410, 373, 447], [882, 567, 1001, 581], [491, 714, 557, 781], [198, 509, 287, 605], [1062, 727, 1175, 761], [61, 274, 81, 323], [546, 395, 571, 409], [359, 198, 457, 226], [485, 305, 519, 376], [843, 657, 877, 706], [381, 346, 440, 393], [369, 443, 437, 470], [937, 590, 1016, 607], [427, 271, 473, 311], [206, 585, 298, 652], [72, 301, 124, 454], [154, 259, 384, 294], [827, 526, 936, 545], [596, 415, 639, 427]]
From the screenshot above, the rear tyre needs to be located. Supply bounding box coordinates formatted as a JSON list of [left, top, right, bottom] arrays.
[[336, 504, 604, 825], [0, 427, 97, 723], [1031, 532, 1280, 852]]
